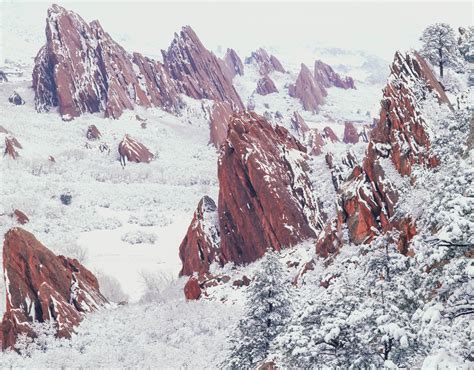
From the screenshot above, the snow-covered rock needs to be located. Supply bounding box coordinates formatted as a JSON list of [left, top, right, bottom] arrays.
[[0, 228, 108, 350]]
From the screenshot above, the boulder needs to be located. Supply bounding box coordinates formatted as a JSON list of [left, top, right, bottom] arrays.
[[12, 209, 29, 225], [343, 121, 359, 144], [8, 92, 25, 105], [184, 277, 202, 300], [218, 112, 325, 264], [246, 48, 285, 75], [179, 196, 222, 276], [86, 125, 101, 140], [289, 64, 327, 113], [255, 75, 278, 95], [118, 135, 154, 165], [0, 228, 108, 350]]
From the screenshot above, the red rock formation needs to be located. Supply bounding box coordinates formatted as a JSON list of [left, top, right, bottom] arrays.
[[314, 60, 356, 89], [315, 218, 343, 258], [256, 75, 278, 95], [291, 112, 310, 138], [289, 64, 327, 113], [323, 127, 339, 143], [4, 136, 22, 159], [86, 125, 101, 141], [118, 135, 154, 165], [223, 48, 244, 78], [179, 196, 222, 276], [32, 5, 181, 120], [218, 112, 325, 264], [337, 51, 451, 249], [12, 210, 29, 225], [184, 277, 202, 300], [343, 121, 359, 144], [209, 101, 234, 148], [162, 26, 244, 110], [0, 228, 108, 350], [306, 129, 325, 156], [246, 48, 285, 75]]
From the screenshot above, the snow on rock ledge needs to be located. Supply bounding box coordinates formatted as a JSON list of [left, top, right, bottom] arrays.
[[0, 228, 108, 350]]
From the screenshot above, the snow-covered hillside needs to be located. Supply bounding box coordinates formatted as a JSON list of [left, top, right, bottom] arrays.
[[0, 2, 472, 369]]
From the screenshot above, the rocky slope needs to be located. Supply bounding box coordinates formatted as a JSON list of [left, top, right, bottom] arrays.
[[0, 228, 108, 350]]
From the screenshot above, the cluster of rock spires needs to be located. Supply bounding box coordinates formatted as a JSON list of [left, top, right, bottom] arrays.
[[32, 5, 242, 121], [179, 51, 451, 297], [290, 60, 355, 113], [0, 228, 108, 350], [31, 5, 358, 154]]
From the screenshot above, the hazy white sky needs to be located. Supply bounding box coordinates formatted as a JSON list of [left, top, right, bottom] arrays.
[[1, 0, 472, 63]]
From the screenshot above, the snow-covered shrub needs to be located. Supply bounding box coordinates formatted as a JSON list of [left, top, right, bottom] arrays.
[[95, 271, 129, 303], [121, 230, 157, 245], [139, 271, 175, 304]]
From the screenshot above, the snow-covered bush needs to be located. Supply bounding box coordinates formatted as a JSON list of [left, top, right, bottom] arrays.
[[96, 271, 129, 303], [121, 230, 157, 245]]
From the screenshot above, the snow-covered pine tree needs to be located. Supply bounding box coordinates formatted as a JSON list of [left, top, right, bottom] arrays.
[[224, 251, 291, 369], [420, 23, 460, 77]]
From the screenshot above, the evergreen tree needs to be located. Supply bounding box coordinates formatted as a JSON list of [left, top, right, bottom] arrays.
[[420, 23, 459, 77], [225, 251, 291, 369]]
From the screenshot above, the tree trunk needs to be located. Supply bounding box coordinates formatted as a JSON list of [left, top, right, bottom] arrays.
[[439, 48, 444, 78]]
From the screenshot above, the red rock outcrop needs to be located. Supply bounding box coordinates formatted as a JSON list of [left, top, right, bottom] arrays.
[[209, 101, 234, 148], [306, 129, 326, 155], [179, 196, 222, 276], [4, 136, 22, 159], [314, 60, 356, 89], [323, 127, 339, 143], [162, 26, 244, 110], [289, 64, 327, 113], [184, 277, 202, 300], [0, 228, 108, 350], [118, 135, 154, 165], [218, 112, 325, 264], [32, 5, 181, 120], [86, 125, 101, 141], [12, 210, 29, 225], [223, 48, 244, 78], [337, 51, 451, 249], [343, 121, 359, 144], [246, 48, 285, 75], [256, 75, 278, 95], [291, 112, 310, 138]]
